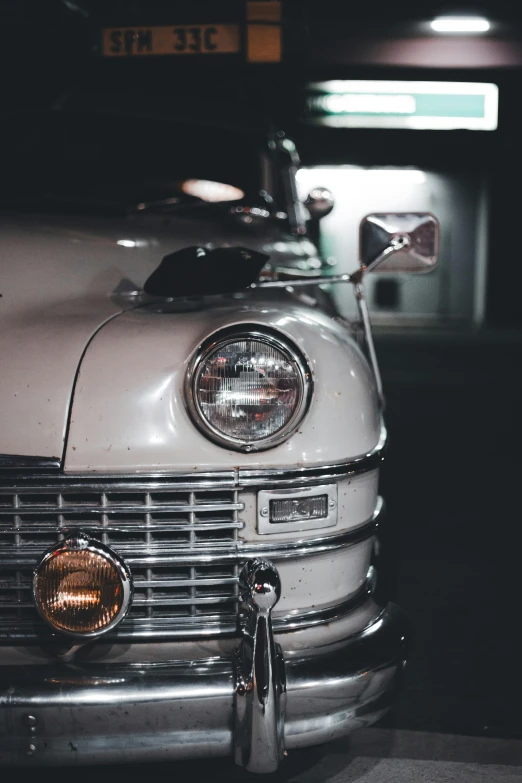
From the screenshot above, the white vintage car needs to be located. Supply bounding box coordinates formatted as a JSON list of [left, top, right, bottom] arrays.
[[0, 110, 438, 769]]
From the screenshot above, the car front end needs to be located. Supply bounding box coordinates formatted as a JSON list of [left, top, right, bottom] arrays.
[[0, 259, 407, 768]]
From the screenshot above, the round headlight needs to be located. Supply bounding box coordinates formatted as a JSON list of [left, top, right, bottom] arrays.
[[186, 328, 313, 451], [33, 534, 132, 638]]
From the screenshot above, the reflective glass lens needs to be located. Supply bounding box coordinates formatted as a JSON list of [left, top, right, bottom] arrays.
[[34, 549, 124, 634], [195, 339, 303, 443], [270, 495, 328, 523]]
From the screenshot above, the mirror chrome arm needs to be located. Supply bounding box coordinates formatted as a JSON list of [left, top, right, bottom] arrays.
[[250, 272, 353, 289], [364, 234, 411, 273], [354, 282, 384, 407], [251, 273, 383, 407], [234, 560, 286, 773]]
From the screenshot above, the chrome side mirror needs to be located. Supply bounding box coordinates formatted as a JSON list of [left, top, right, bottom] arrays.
[[304, 188, 334, 220], [360, 213, 439, 274]]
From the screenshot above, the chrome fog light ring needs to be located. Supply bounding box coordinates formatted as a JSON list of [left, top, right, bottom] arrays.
[[33, 533, 133, 640], [185, 325, 313, 452]]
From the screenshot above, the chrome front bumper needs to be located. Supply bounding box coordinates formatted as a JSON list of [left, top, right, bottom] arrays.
[[0, 599, 407, 767]]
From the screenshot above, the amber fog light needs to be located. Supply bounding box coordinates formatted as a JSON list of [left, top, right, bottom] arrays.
[[33, 534, 132, 638]]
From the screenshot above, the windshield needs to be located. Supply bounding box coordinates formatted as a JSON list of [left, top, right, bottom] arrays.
[[2, 111, 266, 215]]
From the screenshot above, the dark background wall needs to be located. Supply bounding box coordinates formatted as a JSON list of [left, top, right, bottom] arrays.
[[2, 0, 522, 327]]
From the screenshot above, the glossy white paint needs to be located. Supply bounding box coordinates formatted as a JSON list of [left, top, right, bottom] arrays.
[[64, 299, 380, 471], [240, 471, 379, 542], [274, 541, 372, 613], [0, 212, 321, 461]]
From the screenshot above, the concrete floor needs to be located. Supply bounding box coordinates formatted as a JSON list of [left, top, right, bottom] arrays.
[[42, 729, 522, 782]]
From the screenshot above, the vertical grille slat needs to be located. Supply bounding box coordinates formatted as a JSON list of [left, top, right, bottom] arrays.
[[0, 478, 244, 639]]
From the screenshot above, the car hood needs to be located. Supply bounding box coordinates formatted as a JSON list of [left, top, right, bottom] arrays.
[[0, 212, 320, 463]]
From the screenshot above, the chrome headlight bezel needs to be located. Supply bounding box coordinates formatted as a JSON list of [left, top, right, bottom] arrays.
[[185, 326, 313, 452]]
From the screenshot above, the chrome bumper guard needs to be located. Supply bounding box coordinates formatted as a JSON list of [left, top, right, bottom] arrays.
[[0, 559, 407, 769]]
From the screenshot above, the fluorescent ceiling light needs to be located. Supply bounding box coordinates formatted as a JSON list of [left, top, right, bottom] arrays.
[[306, 80, 499, 131], [430, 17, 490, 33]]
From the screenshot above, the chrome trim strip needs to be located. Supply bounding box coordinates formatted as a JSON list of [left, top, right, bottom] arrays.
[[239, 424, 387, 487], [0, 502, 244, 516], [0, 455, 61, 471], [184, 325, 314, 453], [0, 473, 237, 491], [242, 521, 377, 563], [0, 521, 244, 534], [0, 597, 238, 610], [273, 578, 373, 633], [0, 575, 239, 591], [0, 618, 239, 641]]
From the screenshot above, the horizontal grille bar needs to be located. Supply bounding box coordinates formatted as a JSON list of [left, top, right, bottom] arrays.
[[0, 595, 239, 610], [132, 595, 239, 607], [0, 545, 239, 566], [0, 503, 244, 515], [0, 617, 240, 640], [0, 521, 244, 534], [0, 576, 239, 591], [0, 474, 237, 493]]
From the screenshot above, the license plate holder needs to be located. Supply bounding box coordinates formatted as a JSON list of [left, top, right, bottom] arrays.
[[102, 24, 240, 57]]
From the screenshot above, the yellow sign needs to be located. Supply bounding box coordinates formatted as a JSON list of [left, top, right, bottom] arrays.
[[247, 24, 281, 63], [102, 24, 240, 57], [246, 1, 282, 22], [246, 1, 282, 62]]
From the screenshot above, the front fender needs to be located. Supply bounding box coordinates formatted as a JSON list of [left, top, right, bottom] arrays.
[[64, 294, 380, 472]]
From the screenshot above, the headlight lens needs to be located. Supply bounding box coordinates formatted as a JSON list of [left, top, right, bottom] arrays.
[[188, 330, 312, 450], [33, 535, 132, 638]]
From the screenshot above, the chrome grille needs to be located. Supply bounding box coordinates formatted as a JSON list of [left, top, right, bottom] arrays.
[[0, 476, 244, 640]]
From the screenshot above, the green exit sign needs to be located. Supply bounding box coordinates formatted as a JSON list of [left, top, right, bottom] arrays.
[[306, 80, 498, 130]]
